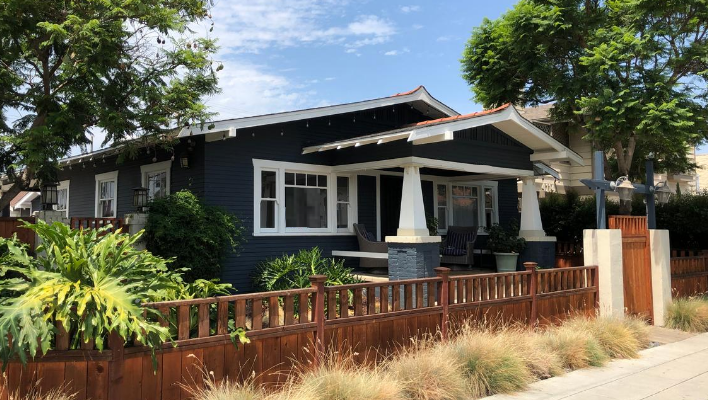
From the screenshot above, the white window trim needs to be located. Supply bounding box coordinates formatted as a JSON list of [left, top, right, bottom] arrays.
[[140, 160, 172, 198], [55, 180, 70, 217], [95, 170, 119, 218], [253, 159, 358, 236], [433, 180, 499, 235]]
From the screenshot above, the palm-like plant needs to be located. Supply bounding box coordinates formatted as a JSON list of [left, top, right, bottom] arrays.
[[0, 221, 181, 367]]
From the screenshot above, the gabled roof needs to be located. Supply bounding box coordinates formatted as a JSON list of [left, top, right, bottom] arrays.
[[303, 104, 584, 166], [177, 86, 459, 141]]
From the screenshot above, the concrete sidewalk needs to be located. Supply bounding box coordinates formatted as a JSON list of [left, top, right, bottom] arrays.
[[486, 331, 708, 400]]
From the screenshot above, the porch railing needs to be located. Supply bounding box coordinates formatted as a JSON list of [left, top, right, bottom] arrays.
[[70, 217, 124, 231]]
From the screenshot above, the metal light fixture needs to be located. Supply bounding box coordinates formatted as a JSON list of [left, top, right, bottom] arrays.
[[655, 181, 672, 204], [180, 153, 190, 168], [40, 182, 58, 210], [133, 187, 149, 212], [612, 176, 635, 202]]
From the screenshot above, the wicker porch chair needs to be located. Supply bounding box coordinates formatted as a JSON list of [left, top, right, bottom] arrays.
[[440, 226, 478, 267], [353, 223, 388, 270]]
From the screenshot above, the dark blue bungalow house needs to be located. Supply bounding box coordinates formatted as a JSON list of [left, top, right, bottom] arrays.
[[43, 86, 582, 292]]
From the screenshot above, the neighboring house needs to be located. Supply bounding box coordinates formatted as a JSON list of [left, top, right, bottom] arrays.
[[696, 154, 708, 192], [7, 191, 41, 217], [518, 104, 699, 196], [0, 86, 582, 291]]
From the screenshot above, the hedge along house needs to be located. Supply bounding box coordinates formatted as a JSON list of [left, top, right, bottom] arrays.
[[45, 86, 582, 292]]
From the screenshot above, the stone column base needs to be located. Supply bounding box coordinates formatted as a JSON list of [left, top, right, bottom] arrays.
[[124, 212, 149, 250], [387, 241, 441, 281]]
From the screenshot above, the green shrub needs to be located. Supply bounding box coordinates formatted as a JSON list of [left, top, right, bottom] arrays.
[[656, 192, 708, 249], [665, 297, 708, 332], [0, 221, 179, 366], [486, 222, 526, 254], [144, 190, 246, 281], [253, 247, 362, 291]]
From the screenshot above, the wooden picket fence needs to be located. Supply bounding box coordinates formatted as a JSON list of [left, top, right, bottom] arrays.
[[70, 217, 124, 232], [555, 241, 584, 268], [0, 217, 36, 251], [671, 253, 708, 298], [0, 264, 599, 400]]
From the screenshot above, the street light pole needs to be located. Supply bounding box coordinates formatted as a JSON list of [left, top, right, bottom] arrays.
[[645, 158, 656, 229]]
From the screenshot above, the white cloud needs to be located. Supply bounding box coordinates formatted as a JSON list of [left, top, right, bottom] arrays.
[[436, 36, 453, 42], [206, 1, 396, 53], [205, 60, 325, 119], [412, 24, 424, 30], [324, 77, 336, 81], [400, 5, 420, 13], [384, 47, 410, 56]]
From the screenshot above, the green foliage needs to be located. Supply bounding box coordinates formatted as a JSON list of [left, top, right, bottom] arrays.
[[144, 190, 246, 282], [485, 222, 526, 254], [461, 0, 708, 180], [0, 0, 220, 199], [0, 221, 180, 367], [253, 248, 362, 292], [426, 215, 439, 236]]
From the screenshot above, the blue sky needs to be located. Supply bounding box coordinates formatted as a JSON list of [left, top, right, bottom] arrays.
[[200, 0, 518, 120]]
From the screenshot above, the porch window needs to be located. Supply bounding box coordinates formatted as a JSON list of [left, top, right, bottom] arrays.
[[484, 187, 495, 228], [437, 184, 447, 230], [452, 185, 478, 227], [95, 171, 118, 218], [54, 180, 69, 216], [337, 176, 350, 229], [285, 172, 328, 229], [141, 161, 171, 200], [260, 170, 277, 229]]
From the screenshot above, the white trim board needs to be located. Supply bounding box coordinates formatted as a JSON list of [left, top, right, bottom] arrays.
[[180, 86, 459, 141]]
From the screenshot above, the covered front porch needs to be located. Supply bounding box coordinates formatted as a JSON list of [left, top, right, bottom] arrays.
[[303, 104, 582, 279]]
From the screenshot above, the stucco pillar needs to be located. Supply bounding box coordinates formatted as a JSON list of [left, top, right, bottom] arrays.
[[649, 229, 672, 326], [518, 176, 556, 269], [519, 176, 544, 237], [584, 229, 625, 318], [387, 164, 441, 284], [33, 210, 70, 255], [124, 212, 148, 250]]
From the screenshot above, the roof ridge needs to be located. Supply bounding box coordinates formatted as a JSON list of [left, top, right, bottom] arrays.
[[404, 103, 511, 128], [391, 85, 424, 97]]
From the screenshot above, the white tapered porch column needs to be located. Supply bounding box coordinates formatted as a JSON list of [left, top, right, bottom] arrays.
[[396, 164, 429, 237], [519, 176, 545, 238]]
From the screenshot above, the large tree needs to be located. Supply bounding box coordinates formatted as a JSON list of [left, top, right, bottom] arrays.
[[0, 0, 220, 209], [461, 0, 708, 213]]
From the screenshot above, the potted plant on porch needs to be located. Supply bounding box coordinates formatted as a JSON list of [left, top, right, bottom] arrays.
[[486, 223, 526, 272]]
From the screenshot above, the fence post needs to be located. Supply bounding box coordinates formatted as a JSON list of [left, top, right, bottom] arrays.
[[434, 267, 450, 340], [524, 262, 538, 327], [107, 331, 125, 400], [309, 275, 327, 367]]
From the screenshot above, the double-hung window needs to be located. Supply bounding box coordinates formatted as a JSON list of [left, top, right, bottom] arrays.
[[95, 171, 118, 218], [253, 160, 357, 235], [140, 161, 171, 201], [54, 180, 70, 216], [435, 182, 498, 234]]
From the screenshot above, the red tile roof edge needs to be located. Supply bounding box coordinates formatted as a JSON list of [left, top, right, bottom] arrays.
[[391, 85, 424, 97], [405, 103, 511, 127]]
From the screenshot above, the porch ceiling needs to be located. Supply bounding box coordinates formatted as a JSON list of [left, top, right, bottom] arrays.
[[302, 104, 584, 167]]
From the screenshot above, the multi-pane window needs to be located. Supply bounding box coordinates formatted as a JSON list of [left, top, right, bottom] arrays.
[[284, 172, 328, 228], [437, 184, 448, 230], [337, 176, 350, 229], [260, 170, 277, 229], [54, 181, 69, 216], [484, 187, 495, 228], [141, 161, 171, 201], [451, 185, 479, 227], [95, 173, 118, 218], [146, 170, 167, 200]]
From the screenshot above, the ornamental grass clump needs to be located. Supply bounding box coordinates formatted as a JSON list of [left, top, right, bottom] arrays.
[[665, 297, 708, 332], [497, 329, 564, 380], [275, 352, 402, 400], [446, 327, 533, 398], [563, 316, 642, 359], [539, 326, 609, 370], [385, 340, 467, 400]]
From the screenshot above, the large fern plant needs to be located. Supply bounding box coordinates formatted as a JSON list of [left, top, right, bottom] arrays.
[[0, 221, 182, 366]]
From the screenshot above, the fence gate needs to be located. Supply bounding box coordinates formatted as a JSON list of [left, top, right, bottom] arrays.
[[608, 216, 653, 322]]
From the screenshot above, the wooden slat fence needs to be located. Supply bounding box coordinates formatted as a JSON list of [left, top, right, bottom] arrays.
[[69, 217, 124, 232], [671, 254, 708, 298], [555, 241, 584, 268], [0, 265, 598, 400], [0, 217, 35, 251]]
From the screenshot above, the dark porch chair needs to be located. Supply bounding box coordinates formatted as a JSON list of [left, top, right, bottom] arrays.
[[353, 223, 388, 270], [441, 226, 478, 267]]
